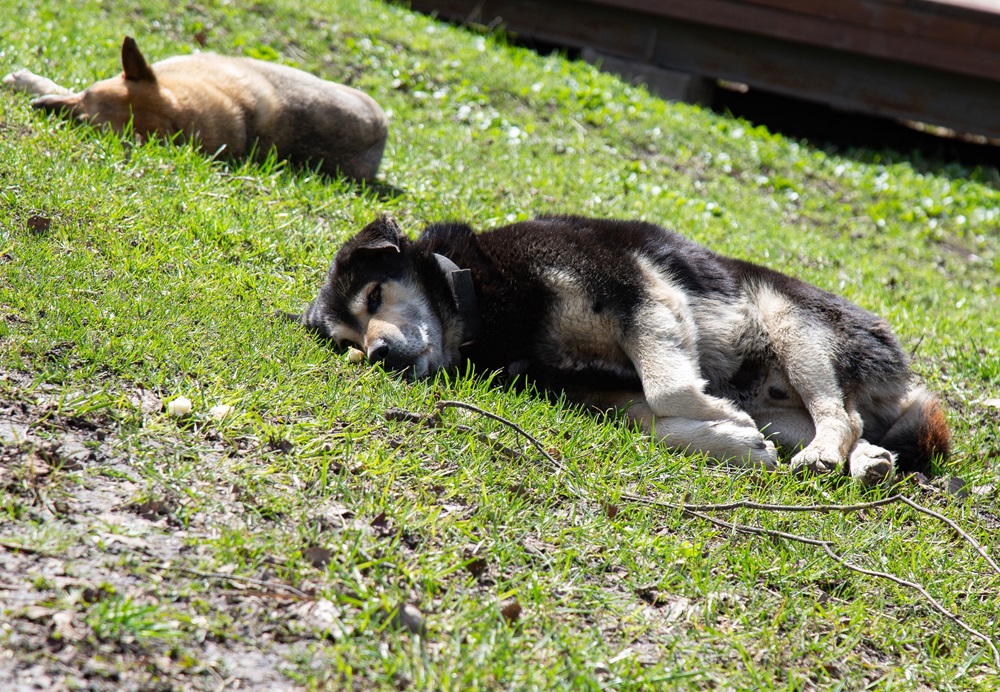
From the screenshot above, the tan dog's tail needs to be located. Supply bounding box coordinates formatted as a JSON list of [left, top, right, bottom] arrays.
[[879, 385, 951, 472]]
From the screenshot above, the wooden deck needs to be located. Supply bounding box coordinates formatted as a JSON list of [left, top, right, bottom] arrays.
[[406, 0, 1000, 140]]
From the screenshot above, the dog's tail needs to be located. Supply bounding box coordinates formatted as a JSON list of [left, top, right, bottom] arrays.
[[879, 385, 951, 472]]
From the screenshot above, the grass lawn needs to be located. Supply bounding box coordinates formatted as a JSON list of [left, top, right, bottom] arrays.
[[1, 0, 999, 689]]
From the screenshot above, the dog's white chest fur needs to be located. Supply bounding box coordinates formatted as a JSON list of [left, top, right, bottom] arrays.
[[535, 267, 634, 376]]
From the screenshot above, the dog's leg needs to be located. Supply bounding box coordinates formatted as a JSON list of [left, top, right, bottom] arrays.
[[582, 390, 777, 470], [3, 69, 71, 96], [784, 366, 861, 476], [755, 289, 861, 475], [617, 296, 774, 466]]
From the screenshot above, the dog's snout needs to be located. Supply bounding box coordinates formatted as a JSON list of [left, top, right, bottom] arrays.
[[368, 339, 390, 364], [367, 338, 417, 373]]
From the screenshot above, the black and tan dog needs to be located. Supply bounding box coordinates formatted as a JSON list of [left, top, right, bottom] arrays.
[[293, 214, 951, 485], [3, 37, 388, 181]]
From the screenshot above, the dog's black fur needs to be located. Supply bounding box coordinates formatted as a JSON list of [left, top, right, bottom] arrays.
[[418, 218, 905, 399], [297, 214, 950, 482]]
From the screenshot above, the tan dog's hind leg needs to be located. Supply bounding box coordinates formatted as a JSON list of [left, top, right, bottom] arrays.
[[3, 69, 71, 96]]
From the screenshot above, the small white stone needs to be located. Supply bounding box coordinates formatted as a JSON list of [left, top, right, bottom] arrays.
[[346, 347, 365, 364], [167, 396, 192, 417], [209, 405, 234, 420]]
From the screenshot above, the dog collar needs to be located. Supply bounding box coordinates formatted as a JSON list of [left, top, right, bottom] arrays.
[[433, 253, 481, 346]]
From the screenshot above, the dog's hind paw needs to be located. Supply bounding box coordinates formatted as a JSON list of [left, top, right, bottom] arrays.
[[848, 441, 896, 487]]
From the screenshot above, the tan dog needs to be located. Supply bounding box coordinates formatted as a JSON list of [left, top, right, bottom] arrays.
[[3, 37, 388, 181]]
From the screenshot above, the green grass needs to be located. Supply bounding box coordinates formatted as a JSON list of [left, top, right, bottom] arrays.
[[1, 0, 999, 689]]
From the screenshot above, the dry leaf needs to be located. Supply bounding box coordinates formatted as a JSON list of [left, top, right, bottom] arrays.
[[28, 454, 52, 476], [27, 215, 51, 235], [520, 535, 554, 556], [500, 598, 522, 624], [370, 511, 395, 537], [268, 438, 294, 454], [303, 546, 333, 568], [133, 498, 172, 521], [946, 476, 969, 500], [391, 602, 426, 635], [51, 611, 87, 642], [465, 553, 487, 579]]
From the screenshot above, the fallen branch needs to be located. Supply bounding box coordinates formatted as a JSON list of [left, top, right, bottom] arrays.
[[622, 493, 1000, 580], [386, 406, 525, 461], [436, 401, 561, 469], [428, 399, 1000, 668]]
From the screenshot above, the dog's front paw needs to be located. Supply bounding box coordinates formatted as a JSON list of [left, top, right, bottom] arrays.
[[790, 446, 843, 476], [848, 442, 896, 487]]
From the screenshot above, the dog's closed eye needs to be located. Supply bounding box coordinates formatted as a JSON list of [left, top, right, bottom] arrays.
[[367, 284, 382, 314]]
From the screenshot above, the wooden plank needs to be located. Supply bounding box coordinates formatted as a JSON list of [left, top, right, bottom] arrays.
[[737, 0, 991, 42], [409, 0, 1000, 138], [421, 0, 655, 60], [639, 11, 1000, 135], [581, 0, 1000, 79]]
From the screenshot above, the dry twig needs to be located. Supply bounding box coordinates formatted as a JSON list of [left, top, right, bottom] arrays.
[[387, 405, 525, 461], [166, 565, 309, 599], [0, 541, 60, 559], [622, 493, 1000, 579], [688, 509, 1000, 667]]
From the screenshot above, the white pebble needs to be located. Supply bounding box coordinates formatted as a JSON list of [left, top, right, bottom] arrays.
[[209, 404, 234, 420], [346, 347, 365, 363], [167, 396, 192, 417]]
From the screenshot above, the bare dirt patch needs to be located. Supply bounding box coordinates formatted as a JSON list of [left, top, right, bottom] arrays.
[[0, 374, 335, 691]]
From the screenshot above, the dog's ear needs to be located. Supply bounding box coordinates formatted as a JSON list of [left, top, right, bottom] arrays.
[[352, 214, 404, 254], [121, 36, 157, 82], [278, 302, 332, 339]]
